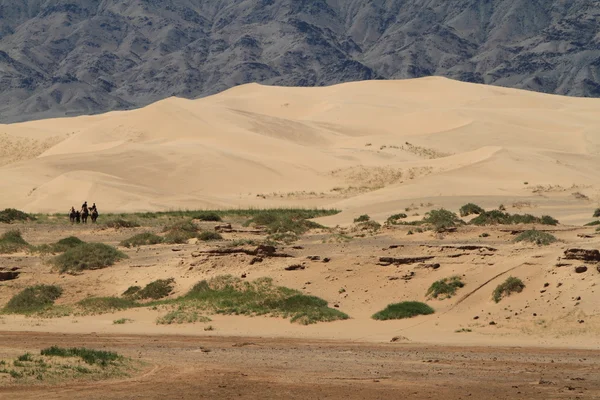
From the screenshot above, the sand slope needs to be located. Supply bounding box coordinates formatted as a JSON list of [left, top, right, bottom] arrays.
[[0, 77, 599, 223]]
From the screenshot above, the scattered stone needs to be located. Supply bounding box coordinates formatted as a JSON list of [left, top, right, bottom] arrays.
[[292, 246, 304, 250], [388, 276, 400, 281], [544, 283, 550, 288], [333, 304, 340, 308], [322, 258, 331, 263], [540, 290, 546, 293], [284, 264, 305, 271], [533, 313, 537, 316], [564, 249, 600, 262], [390, 336, 409, 343], [473, 316, 479, 320], [419, 263, 441, 270], [172, 248, 183, 252], [191, 251, 202, 258], [241, 273, 247, 278], [402, 272, 415, 281], [389, 245, 400, 249], [489, 321, 496, 326], [214, 223, 232, 232], [555, 263, 572, 267], [249, 257, 263, 265], [307, 256, 321, 261], [0, 271, 20, 281], [578, 320, 585, 324], [575, 265, 588, 274], [575, 296, 581, 301]]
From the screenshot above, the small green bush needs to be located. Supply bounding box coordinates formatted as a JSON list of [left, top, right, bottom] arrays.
[[198, 231, 223, 241], [244, 211, 324, 235], [459, 203, 485, 217], [120, 232, 163, 248], [386, 213, 408, 225], [470, 211, 559, 226], [594, 208, 600, 218], [540, 215, 559, 226], [514, 230, 557, 246], [52, 243, 127, 273], [40, 346, 120, 366], [0, 208, 35, 224], [194, 212, 222, 222], [354, 215, 370, 223], [422, 209, 463, 232], [163, 220, 199, 244], [0, 230, 30, 254], [426, 276, 465, 299], [372, 301, 434, 320], [17, 353, 33, 362], [4, 285, 63, 314], [122, 286, 141, 298], [136, 278, 175, 300], [493, 277, 525, 303], [113, 318, 133, 325], [104, 218, 140, 229], [584, 220, 600, 226], [356, 220, 381, 231]]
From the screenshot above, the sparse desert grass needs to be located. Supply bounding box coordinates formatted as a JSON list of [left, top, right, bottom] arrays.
[[133, 278, 175, 300], [3, 285, 63, 315], [193, 212, 222, 222], [162, 219, 199, 244], [52, 243, 127, 273], [355, 220, 381, 231], [36, 236, 85, 254], [459, 203, 485, 217], [267, 232, 299, 244], [197, 231, 223, 241], [120, 232, 163, 248], [0, 230, 30, 254], [103, 218, 140, 229], [385, 213, 408, 225], [180, 276, 348, 325], [41, 346, 120, 366], [372, 301, 434, 320], [514, 230, 557, 246], [353, 214, 370, 223], [422, 209, 463, 232], [113, 318, 133, 325], [493, 277, 525, 303], [470, 210, 559, 226], [426, 276, 465, 299], [156, 307, 212, 325], [244, 211, 326, 235], [76, 297, 139, 315], [0, 208, 35, 224]]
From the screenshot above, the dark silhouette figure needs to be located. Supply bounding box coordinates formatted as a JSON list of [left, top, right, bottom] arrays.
[[75, 210, 81, 223], [69, 207, 77, 223], [90, 203, 98, 223]]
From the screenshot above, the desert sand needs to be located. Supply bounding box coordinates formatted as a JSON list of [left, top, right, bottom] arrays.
[[1, 78, 599, 398]]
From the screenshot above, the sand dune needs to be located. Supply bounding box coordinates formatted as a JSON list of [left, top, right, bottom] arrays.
[[0, 77, 599, 222]]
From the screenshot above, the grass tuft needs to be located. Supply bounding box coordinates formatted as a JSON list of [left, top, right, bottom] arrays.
[[514, 230, 557, 246], [470, 210, 559, 226], [594, 208, 600, 218], [459, 203, 485, 217], [52, 243, 127, 273], [426, 276, 465, 299], [0, 230, 30, 254], [103, 219, 140, 229], [385, 213, 408, 225], [113, 318, 133, 325], [422, 209, 463, 232], [198, 231, 223, 241], [353, 215, 370, 223], [493, 277, 525, 303], [135, 278, 175, 300], [193, 212, 222, 222], [37, 236, 86, 254], [244, 210, 330, 235], [41, 346, 120, 366], [3, 285, 63, 314], [372, 301, 434, 320], [120, 232, 163, 248]]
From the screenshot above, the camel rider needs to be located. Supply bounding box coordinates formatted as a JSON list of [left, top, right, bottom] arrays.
[[81, 201, 88, 214]]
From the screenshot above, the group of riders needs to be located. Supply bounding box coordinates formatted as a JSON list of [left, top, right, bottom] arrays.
[[69, 201, 98, 224]]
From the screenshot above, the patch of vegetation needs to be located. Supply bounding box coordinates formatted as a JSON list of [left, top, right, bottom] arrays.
[[77, 297, 139, 314], [459, 203, 485, 217], [426, 276, 465, 299], [103, 218, 140, 229], [372, 301, 434, 320], [36, 236, 86, 254], [0, 208, 35, 224], [198, 231, 223, 241], [113, 318, 133, 325], [162, 220, 199, 244], [244, 211, 326, 235], [354, 214, 370, 223], [122, 286, 141, 298], [422, 209, 463, 232], [136, 278, 175, 300], [514, 230, 557, 246], [584, 220, 600, 226], [41, 346, 120, 367], [156, 307, 212, 325], [385, 213, 408, 225], [355, 220, 381, 231], [493, 277, 525, 303], [181, 276, 348, 325], [470, 210, 559, 226], [120, 232, 163, 248], [594, 208, 600, 218], [52, 243, 127, 273], [3, 285, 63, 315], [0, 230, 30, 254], [193, 212, 222, 222], [267, 232, 299, 244]]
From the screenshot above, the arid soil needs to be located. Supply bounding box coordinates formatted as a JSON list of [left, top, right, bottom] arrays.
[[1, 332, 599, 400]]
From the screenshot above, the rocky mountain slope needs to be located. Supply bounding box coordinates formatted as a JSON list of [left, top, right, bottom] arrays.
[[1, 0, 599, 122]]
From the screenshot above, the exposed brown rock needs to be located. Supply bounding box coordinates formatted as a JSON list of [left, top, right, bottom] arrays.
[[564, 249, 600, 262], [379, 256, 435, 265]]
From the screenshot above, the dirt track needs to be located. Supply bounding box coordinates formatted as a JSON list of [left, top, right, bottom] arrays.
[[1, 332, 599, 399]]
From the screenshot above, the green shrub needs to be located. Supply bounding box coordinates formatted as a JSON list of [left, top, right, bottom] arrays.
[[113, 318, 133, 325], [163, 220, 199, 243], [594, 208, 600, 218], [422, 209, 463, 232], [459, 203, 485, 217], [354, 215, 370, 223], [514, 230, 556, 246], [492, 277, 525, 303], [136, 278, 175, 300], [244, 211, 324, 235], [52, 243, 127, 273], [17, 353, 33, 362], [426, 276, 465, 299], [470, 211, 559, 226], [584, 220, 600, 226], [198, 231, 223, 241], [0, 208, 35, 224], [40, 346, 120, 366], [356, 220, 381, 231], [4, 285, 63, 314], [372, 301, 434, 320], [194, 212, 222, 222], [386, 213, 408, 225], [540, 215, 559, 226], [122, 286, 141, 298], [0, 230, 30, 253], [37, 236, 86, 254], [120, 232, 163, 248], [104, 218, 140, 229]]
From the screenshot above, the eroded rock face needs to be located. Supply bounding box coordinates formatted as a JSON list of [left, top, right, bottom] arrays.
[[564, 249, 600, 262]]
